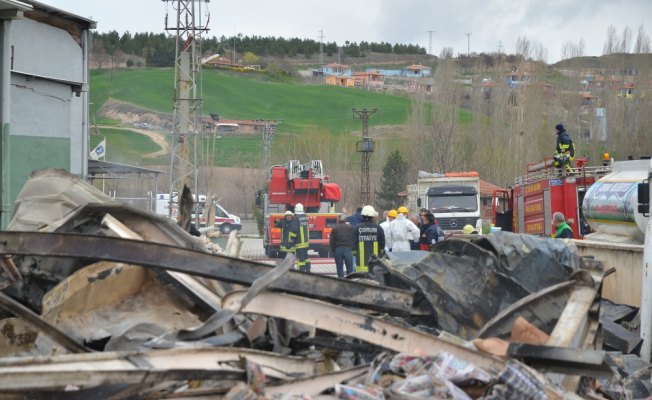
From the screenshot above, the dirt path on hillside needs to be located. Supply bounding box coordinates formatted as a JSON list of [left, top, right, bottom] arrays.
[[98, 125, 170, 158]]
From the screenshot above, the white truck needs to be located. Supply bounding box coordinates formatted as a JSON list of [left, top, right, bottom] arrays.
[[407, 171, 482, 233], [154, 193, 241, 234]]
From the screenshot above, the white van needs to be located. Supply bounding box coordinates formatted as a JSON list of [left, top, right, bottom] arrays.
[[154, 193, 241, 234]]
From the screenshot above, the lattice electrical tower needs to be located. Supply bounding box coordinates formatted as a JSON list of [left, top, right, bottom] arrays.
[[353, 108, 377, 205], [260, 119, 282, 178], [163, 0, 209, 217]]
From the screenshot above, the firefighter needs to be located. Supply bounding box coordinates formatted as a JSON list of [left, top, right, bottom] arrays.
[[554, 123, 575, 174], [275, 211, 295, 257], [352, 205, 385, 273], [290, 203, 311, 272], [552, 212, 574, 239]]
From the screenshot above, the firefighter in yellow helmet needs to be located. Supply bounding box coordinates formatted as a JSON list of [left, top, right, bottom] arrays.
[[289, 203, 311, 272], [352, 205, 385, 273]]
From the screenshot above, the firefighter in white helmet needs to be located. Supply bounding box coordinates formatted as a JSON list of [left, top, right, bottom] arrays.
[[352, 205, 385, 273], [275, 210, 295, 257], [289, 203, 311, 272]]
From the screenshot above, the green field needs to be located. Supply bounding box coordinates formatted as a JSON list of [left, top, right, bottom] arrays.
[[90, 128, 166, 165], [90, 69, 412, 135]]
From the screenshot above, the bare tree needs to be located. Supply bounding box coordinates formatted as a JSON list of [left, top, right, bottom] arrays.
[[620, 26, 632, 53], [439, 47, 453, 59], [561, 38, 585, 60], [516, 35, 532, 60], [603, 25, 618, 55], [532, 42, 548, 63], [635, 24, 651, 53]]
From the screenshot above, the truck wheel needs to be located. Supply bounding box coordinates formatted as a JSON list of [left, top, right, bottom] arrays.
[[220, 224, 233, 234]]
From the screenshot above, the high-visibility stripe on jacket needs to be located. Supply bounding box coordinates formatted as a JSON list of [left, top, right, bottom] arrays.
[[353, 220, 385, 272], [276, 218, 296, 253], [290, 213, 310, 249]]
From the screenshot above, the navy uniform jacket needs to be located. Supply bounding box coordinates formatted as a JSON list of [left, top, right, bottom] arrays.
[[352, 220, 385, 272]]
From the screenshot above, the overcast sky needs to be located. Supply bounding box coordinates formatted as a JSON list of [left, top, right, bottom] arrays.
[[46, 0, 652, 63]]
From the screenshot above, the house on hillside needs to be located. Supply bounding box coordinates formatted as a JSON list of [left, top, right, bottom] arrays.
[[203, 117, 281, 135], [321, 63, 352, 77], [506, 70, 536, 88], [0, 0, 96, 228], [325, 75, 355, 87], [203, 54, 243, 69], [405, 80, 432, 93], [403, 64, 432, 78], [352, 71, 383, 88]]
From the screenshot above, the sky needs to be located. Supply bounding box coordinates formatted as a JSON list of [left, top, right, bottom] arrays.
[[45, 0, 652, 63]]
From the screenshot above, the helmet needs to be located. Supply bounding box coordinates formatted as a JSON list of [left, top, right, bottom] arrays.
[[397, 206, 409, 214], [555, 123, 565, 132], [463, 224, 478, 234], [361, 205, 376, 217], [294, 203, 304, 213], [388, 209, 398, 218], [284, 211, 293, 216]]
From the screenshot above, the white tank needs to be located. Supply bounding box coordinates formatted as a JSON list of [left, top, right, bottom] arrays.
[[582, 160, 649, 243]]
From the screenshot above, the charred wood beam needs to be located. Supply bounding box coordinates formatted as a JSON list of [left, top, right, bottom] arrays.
[[223, 291, 505, 373], [0, 232, 413, 315], [0, 291, 89, 354], [0, 347, 315, 391], [267, 366, 368, 397], [507, 343, 613, 378]]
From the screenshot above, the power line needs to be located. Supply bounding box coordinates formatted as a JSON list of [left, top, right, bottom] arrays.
[[427, 30, 435, 55], [162, 0, 210, 222], [352, 108, 377, 205], [465, 32, 472, 56], [318, 29, 325, 65]]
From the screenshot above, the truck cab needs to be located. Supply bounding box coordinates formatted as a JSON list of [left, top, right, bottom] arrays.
[[424, 185, 481, 232], [408, 171, 482, 233]]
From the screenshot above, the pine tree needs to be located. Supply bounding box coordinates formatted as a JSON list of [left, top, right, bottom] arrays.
[[376, 150, 408, 211]]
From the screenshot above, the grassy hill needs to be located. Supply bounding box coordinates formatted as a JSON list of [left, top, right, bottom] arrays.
[[89, 68, 416, 167], [91, 69, 411, 134]]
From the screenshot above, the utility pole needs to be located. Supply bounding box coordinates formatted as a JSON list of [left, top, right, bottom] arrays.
[[260, 119, 282, 179], [465, 32, 472, 56], [427, 30, 435, 55], [163, 0, 209, 220], [352, 108, 377, 205], [318, 29, 325, 65]]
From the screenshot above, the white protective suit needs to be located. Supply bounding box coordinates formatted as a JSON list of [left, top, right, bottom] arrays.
[[389, 213, 420, 252], [379, 219, 393, 252]]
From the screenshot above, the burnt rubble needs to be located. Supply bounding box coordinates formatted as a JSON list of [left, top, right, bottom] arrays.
[[0, 169, 648, 398]]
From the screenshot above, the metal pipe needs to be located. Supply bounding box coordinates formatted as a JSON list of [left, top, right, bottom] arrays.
[[640, 158, 652, 362], [0, 20, 12, 228]]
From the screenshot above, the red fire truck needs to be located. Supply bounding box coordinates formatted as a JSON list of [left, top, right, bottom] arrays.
[[260, 160, 342, 258], [493, 157, 611, 238]]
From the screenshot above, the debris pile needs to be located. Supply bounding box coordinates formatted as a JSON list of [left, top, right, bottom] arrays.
[[0, 169, 647, 398]]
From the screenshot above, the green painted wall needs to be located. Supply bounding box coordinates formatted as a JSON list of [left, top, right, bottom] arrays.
[[5, 135, 70, 226]]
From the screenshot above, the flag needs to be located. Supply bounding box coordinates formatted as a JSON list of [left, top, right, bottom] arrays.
[[90, 138, 106, 160]]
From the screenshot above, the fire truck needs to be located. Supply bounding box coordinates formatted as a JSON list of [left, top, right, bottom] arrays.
[[493, 157, 612, 238], [260, 160, 342, 258]]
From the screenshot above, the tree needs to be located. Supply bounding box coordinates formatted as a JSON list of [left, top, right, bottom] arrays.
[[603, 25, 618, 55], [243, 51, 260, 65], [376, 150, 408, 211]]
